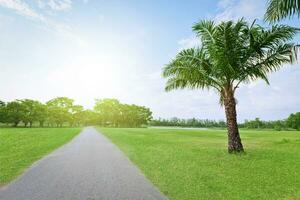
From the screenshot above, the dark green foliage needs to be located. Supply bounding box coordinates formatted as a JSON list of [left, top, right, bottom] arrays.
[[152, 115, 299, 130], [241, 117, 287, 130], [265, 0, 300, 22], [286, 112, 300, 130], [241, 114, 300, 130], [20, 99, 43, 127], [150, 117, 226, 128], [5, 101, 26, 127], [0, 101, 6, 123]]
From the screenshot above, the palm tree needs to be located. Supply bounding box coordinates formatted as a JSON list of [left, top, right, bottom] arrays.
[[265, 0, 300, 22], [163, 19, 298, 153]]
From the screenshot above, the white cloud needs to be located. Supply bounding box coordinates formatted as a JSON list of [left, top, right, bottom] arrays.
[[214, 0, 266, 23], [217, 0, 234, 9], [37, 0, 72, 11], [235, 65, 300, 120], [48, 0, 71, 11], [178, 35, 201, 50], [0, 0, 44, 20], [0, 0, 85, 46], [177, 0, 265, 52]]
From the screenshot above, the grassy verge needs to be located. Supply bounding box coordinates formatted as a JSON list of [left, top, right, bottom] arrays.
[[99, 127, 300, 200], [0, 128, 81, 185]]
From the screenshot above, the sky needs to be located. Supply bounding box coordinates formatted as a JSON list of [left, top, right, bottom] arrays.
[[0, 0, 299, 121]]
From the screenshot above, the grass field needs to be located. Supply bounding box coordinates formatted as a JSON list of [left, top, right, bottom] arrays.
[[99, 128, 300, 200], [0, 128, 81, 185]]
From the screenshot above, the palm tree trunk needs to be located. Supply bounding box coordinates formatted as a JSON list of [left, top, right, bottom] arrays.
[[224, 91, 244, 153]]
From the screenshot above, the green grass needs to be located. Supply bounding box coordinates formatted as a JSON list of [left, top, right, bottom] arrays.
[[0, 128, 81, 185], [99, 127, 300, 200]]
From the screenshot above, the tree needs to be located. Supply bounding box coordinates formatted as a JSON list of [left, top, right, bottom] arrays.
[[20, 99, 43, 127], [69, 105, 84, 127], [265, 0, 300, 22], [286, 112, 300, 130], [35, 103, 48, 127], [163, 19, 298, 153], [81, 109, 98, 126], [94, 99, 121, 126], [119, 104, 153, 127], [6, 100, 25, 127], [0, 100, 7, 123], [93, 99, 153, 127], [46, 97, 74, 127]]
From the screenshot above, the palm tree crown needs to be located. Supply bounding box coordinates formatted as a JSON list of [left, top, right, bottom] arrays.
[[163, 19, 298, 103], [265, 0, 300, 22], [163, 19, 298, 153]]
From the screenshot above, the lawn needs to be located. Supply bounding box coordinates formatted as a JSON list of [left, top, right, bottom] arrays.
[[99, 128, 300, 200], [0, 128, 81, 185]]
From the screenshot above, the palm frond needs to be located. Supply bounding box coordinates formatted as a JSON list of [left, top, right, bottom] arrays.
[[163, 19, 299, 98], [192, 20, 216, 46], [163, 48, 222, 92], [265, 0, 300, 22]]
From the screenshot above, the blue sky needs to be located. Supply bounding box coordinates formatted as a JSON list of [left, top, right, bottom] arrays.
[[0, 0, 299, 121]]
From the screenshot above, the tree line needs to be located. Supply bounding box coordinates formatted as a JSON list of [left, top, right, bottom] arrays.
[[0, 97, 152, 128], [240, 113, 300, 130], [151, 112, 300, 131], [150, 118, 226, 128]]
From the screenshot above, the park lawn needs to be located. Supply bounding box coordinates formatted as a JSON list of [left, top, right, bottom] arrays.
[[0, 128, 81, 185], [99, 128, 300, 200]]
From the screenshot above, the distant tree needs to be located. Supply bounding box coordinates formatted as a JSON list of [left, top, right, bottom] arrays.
[[94, 99, 121, 126], [47, 97, 74, 127], [150, 118, 227, 128], [163, 19, 298, 153], [0, 101, 7, 123], [286, 112, 300, 130], [6, 100, 25, 127], [34, 103, 48, 127], [93, 99, 153, 127], [242, 118, 287, 130], [1, 97, 153, 128], [135, 105, 153, 126], [81, 109, 98, 126], [254, 118, 263, 129], [69, 105, 84, 127], [20, 99, 44, 127], [120, 104, 153, 127], [265, 0, 300, 22]]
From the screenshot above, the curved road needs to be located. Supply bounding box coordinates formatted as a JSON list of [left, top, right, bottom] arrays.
[[0, 127, 166, 200]]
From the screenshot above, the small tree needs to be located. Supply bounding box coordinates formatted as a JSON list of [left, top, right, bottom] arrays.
[[47, 97, 74, 127], [20, 99, 43, 127], [6, 100, 25, 127], [94, 99, 121, 127], [0, 101, 7, 124], [163, 19, 298, 153], [69, 105, 84, 127], [286, 112, 300, 130]]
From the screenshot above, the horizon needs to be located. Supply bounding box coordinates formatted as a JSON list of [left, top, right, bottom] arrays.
[[0, 0, 299, 121]]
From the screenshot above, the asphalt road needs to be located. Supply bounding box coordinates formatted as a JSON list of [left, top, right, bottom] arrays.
[[0, 127, 166, 200]]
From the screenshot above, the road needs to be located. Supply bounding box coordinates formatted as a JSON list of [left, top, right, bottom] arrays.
[[0, 127, 166, 200]]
